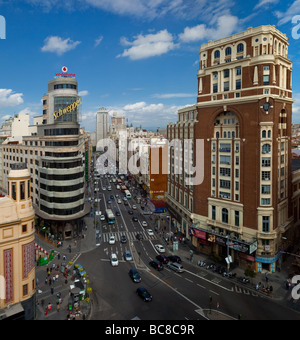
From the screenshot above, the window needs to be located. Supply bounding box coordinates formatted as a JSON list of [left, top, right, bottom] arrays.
[[214, 50, 220, 59], [220, 155, 231, 164], [225, 47, 232, 56], [224, 82, 229, 92], [224, 69, 230, 78], [236, 67, 242, 76], [212, 206, 216, 220], [220, 168, 231, 177], [23, 284, 28, 297], [12, 182, 16, 201], [237, 43, 244, 53], [235, 211, 240, 227], [213, 84, 218, 93], [236, 79, 241, 90], [20, 181, 25, 200], [262, 130, 266, 138], [213, 72, 218, 80], [263, 75, 270, 85], [262, 144, 271, 154], [261, 198, 271, 205], [262, 158, 271, 167], [220, 180, 231, 189], [262, 216, 270, 233], [222, 208, 229, 224], [262, 185, 271, 194], [22, 224, 27, 233], [262, 171, 271, 181]]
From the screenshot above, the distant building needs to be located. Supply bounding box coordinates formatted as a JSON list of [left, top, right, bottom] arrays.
[[96, 108, 110, 151]]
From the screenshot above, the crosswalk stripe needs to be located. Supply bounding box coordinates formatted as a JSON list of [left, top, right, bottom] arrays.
[[102, 231, 157, 243]]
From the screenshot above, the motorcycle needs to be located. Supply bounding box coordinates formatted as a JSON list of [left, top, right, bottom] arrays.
[[239, 277, 250, 284], [198, 261, 206, 267]]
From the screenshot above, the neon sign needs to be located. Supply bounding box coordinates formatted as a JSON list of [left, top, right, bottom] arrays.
[[53, 98, 82, 121]]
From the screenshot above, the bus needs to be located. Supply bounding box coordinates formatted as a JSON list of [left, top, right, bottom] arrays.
[[125, 190, 131, 199], [105, 209, 115, 224]]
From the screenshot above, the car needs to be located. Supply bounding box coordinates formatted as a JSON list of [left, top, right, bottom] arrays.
[[109, 236, 116, 245], [155, 244, 165, 253], [110, 195, 114, 199], [110, 253, 119, 267], [132, 205, 137, 210], [167, 255, 182, 264], [142, 221, 148, 227], [102, 187, 106, 191], [156, 255, 168, 264], [108, 186, 112, 191], [95, 211, 101, 216], [121, 235, 127, 243], [136, 233, 143, 241], [132, 216, 138, 222], [129, 268, 141, 283], [167, 262, 184, 273], [128, 210, 133, 215], [149, 261, 163, 271], [123, 197, 127, 201], [136, 287, 152, 302], [107, 200, 112, 204], [146, 229, 154, 236], [118, 199, 122, 204], [116, 211, 121, 216], [124, 250, 133, 261], [100, 215, 105, 221]]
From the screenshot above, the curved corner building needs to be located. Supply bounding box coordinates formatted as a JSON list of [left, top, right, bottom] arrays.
[[34, 76, 90, 239]]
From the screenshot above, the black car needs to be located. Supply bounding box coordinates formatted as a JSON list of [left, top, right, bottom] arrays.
[[129, 268, 141, 283], [149, 261, 163, 271], [128, 210, 133, 215], [156, 255, 168, 264], [116, 211, 121, 216], [167, 255, 182, 264], [132, 216, 138, 222], [136, 287, 152, 302], [121, 235, 127, 243], [136, 233, 143, 241]]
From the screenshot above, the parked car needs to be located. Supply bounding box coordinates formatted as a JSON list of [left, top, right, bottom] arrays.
[[110, 253, 119, 267], [149, 261, 163, 271], [156, 255, 168, 264], [129, 268, 141, 283], [136, 287, 152, 302], [155, 244, 165, 253], [124, 250, 133, 261], [167, 255, 182, 264], [167, 262, 184, 273]]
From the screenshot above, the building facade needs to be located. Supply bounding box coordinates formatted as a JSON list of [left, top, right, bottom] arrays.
[[167, 25, 295, 273], [2, 75, 90, 240], [0, 164, 36, 320], [96, 108, 110, 151]]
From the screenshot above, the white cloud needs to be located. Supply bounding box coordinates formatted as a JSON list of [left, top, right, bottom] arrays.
[[78, 90, 89, 97], [94, 35, 103, 47], [0, 89, 24, 107], [254, 0, 279, 10], [118, 29, 178, 60], [275, 0, 300, 25], [179, 14, 239, 43], [41, 36, 81, 56]]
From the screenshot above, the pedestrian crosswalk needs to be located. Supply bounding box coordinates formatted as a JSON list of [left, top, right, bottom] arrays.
[[101, 230, 158, 243]]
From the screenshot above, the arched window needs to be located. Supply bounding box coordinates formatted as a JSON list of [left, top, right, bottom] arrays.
[[216, 132, 220, 139], [237, 43, 244, 53], [225, 47, 232, 56], [224, 131, 227, 138], [268, 130, 271, 138], [262, 130, 266, 138], [262, 144, 271, 154], [214, 50, 220, 59], [222, 208, 229, 224]]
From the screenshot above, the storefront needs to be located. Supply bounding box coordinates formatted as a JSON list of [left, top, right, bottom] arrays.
[[255, 252, 282, 273], [189, 224, 258, 269]]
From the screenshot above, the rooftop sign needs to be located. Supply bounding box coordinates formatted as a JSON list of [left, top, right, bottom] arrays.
[[55, 66, 75, 78]]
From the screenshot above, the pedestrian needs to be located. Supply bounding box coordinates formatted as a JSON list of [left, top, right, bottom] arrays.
[[58, 253, 61, 260], [57, 303, 60, 312], [45, 277, 48, 285], [45, 309, 48, 317], [48, 303, 52, 312], [49, 278, 52, 286], [51, 287, 54, 295]]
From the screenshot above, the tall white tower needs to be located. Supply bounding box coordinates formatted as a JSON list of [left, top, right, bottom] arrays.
[[96, 108, 110, 151]]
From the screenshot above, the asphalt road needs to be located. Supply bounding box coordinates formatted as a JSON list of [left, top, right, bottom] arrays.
[[79, 172, 300, 320]]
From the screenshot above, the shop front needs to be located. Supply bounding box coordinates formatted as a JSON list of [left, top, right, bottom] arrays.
[[255, 252, 282, 273]]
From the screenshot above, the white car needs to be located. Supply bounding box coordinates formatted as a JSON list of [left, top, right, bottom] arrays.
[[146, 229, 154, 236], [117, 199, 122, 204], [95, 199, 100, 203], [132, 205, 137, 210], [110, 253, 119, 267], [109, 236, 116, 245], [100, 215, 105, 221], [102, 187, 106, 191], [142, 221, 148, 227], [155, 244, 165, 253], [95, 211, 102, 216]]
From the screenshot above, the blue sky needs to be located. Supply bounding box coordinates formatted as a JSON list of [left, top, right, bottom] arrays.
[[1, 0, 300, 133]]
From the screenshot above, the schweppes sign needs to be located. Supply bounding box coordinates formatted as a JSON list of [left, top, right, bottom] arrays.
[[53, 98, 82, 121]]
